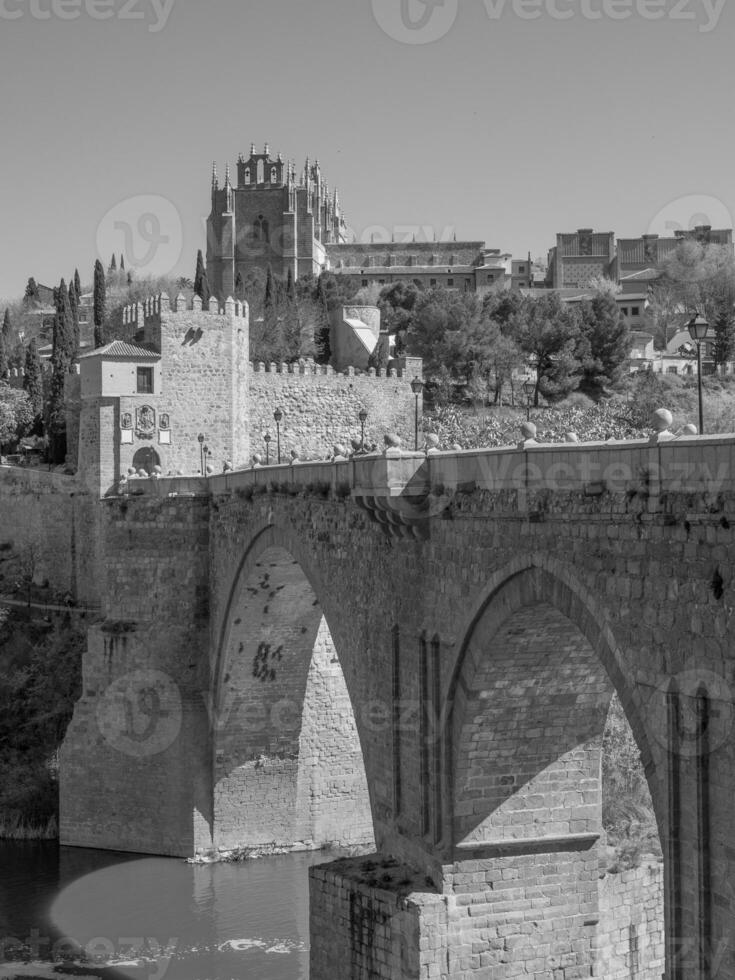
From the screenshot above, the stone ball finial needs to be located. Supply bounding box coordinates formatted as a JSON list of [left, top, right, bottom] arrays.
[[206, 464, 214, 475], [652, 408, 673, 433], [565, 432, 580, 444], [424, 433, 440, 450], [520, 421, 537, 440], [682, 423, 698, 435], [251, 454, 262, 467], [137, 468, 148, 478], [223, 460, 233, 472], [384, 433, 402, 448], [289, 450, 299, 463], [451, 443, 463, 452], [333, 443, 348, 459], [127, 467, 136, 476]]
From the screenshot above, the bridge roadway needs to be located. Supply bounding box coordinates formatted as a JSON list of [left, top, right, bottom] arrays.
[[59, 432, 735, 979]]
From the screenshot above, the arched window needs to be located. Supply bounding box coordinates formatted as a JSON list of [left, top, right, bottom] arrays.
[[256, 159, 264, 183], [243, 168, 250, 185], [270, 167, 278, 183], [253, 215, 270, 244]]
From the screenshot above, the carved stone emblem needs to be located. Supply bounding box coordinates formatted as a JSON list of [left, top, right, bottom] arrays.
[[159, 413, 170, 431], [136, 405, 156, 439], [121, 412, 133, 430]]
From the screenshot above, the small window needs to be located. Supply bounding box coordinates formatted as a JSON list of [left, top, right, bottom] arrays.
[[244, 168, 250, 184], [447, 277, 454, 286], [137, 366, 154, 394], [518, 265, 526, 273], [621, 307, 629, 316], [631, 306, 640, 316], [270, 167, 278, 182], [667, 366, 678, 375], [430, 278, 437, 286], [361, 279, 368, 287]]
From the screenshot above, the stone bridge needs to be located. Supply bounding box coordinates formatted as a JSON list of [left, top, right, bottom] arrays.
[[58, 433, 735, 980]]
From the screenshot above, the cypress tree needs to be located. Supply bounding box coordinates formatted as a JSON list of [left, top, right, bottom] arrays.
[[286, 267, 296, 303], [52, 278, 75, 374], [235, 271, 244, 300], [264, 265, 276, 310], [2, 307, 11, 345], [74, 268, 82, 301], [23, 339, 44, 420], [93, 260, 106, 348], [0, 312, 8, 379], [47, 279, 74, 464], [194, 250, 207, 298], [120, 253, 125, 271], [24, 278, 40, 304], [68, 281, 80, 357], [109, 253, 117, 274]]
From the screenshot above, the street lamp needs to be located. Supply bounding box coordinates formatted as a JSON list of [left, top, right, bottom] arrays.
[[522, 377, 535, 421], [410, 377, 424, 451], [358, 408, 368, 452], [273, 408, 283, 463], [263, 433, 271, 465], [688, 315, 710, 434], [197, 433, 205, 475]]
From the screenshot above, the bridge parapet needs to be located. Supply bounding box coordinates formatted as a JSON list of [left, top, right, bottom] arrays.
[[124, 431, 735, 502]]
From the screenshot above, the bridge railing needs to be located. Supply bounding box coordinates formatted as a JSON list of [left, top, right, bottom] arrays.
[[122, 431, 735, 501]]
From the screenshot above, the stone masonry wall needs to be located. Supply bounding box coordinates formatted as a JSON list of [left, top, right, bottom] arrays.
[[0, 467, 99, 606], [248, 364, 421, 460], [594, 862, 665, 979], [310, 855, 449, 980]]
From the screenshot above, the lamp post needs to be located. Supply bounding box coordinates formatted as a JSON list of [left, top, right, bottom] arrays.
[[204, 446, 211, 476], [197, 433, 205, 475], [410, 377, 424, 451], [522, 378, 535, 421], [688, 314, 710, 434], [273, 408, 283, 463], [263, 433, 271, 465], [358, 408, 368, 452]]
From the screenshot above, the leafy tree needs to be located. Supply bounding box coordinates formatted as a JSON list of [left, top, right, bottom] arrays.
[[93, 260, 106, 348], [508, 292, 583, 405], [379, 281, 420, 356], [406, 287, 483, 378], [23, 339, 44, 421], [0, 384, 33, 448], [286, 267, 296, 303], [577, 291, 632, 398], [24, 278, 40, 305], [712, 306, 735, 370]]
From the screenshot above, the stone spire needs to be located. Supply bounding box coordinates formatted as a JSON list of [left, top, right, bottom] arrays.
[[211, 161, 218, 189], [224, 164, 233, 212]]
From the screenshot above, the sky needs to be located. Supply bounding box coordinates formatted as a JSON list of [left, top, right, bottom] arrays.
[[1, 0, 734, 300]]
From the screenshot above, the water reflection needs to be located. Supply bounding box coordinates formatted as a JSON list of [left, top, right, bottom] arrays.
[[1, 842, 324, 980]]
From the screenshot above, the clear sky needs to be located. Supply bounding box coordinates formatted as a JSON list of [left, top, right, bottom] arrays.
[[1, 0, 733, 299]]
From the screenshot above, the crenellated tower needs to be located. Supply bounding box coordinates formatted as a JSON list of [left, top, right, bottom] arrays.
[[207, 142, 348, 296]]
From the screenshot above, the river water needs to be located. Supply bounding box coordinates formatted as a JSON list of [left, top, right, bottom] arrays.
[[0, 841, 329, 980]]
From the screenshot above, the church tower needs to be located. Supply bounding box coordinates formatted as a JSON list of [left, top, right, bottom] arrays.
[[206, 142, 347, 296]]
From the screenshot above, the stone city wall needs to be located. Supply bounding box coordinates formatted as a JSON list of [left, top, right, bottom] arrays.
[[247, 362, 422, 460]]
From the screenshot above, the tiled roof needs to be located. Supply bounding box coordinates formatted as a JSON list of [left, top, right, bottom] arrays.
[[79, 341, 159, 360]]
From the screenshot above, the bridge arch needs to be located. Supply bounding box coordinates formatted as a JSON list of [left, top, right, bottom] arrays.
[[210, 523, 375, 853], [443, 559, 666, 977]]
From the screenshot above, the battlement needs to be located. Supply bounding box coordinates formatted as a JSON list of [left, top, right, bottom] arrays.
[[2, 361, 56, 381], [121, 293, 249, 333], [249, 360, 412, 379]]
